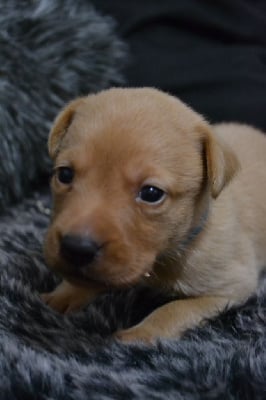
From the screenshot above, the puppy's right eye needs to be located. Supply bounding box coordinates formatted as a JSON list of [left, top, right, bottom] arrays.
[[56, 166, 74, 184], [137, 185, 166, 204]]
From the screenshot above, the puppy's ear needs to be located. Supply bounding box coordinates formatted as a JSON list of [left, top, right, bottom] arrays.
[[201, 125, 239, 198], [48, 98, 85, 160]]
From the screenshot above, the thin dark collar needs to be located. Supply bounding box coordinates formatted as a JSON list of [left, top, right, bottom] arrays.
[[181, 204, 209, 249]]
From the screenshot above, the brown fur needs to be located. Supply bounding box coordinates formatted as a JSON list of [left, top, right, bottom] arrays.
[[42, 88, 266, 342]]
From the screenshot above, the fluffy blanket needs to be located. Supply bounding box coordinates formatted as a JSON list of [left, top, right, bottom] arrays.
[[0, 1, 265, 399], [0, 0, 125, 210], [0, 192, 266, 399]]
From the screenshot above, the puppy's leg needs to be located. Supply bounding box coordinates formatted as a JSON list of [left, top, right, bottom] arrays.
[[41, 280, 105, 313], [116, 296, 233, 343]]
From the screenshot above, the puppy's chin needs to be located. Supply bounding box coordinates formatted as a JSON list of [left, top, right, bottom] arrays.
[[44, 253, 155, 289]]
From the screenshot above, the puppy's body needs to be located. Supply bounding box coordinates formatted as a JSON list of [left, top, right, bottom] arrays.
[[152, 124, 266, 298], [42, 88, 266, 342]]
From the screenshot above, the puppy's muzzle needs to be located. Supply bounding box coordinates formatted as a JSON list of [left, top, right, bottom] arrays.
[[60, 234, 101, 267]]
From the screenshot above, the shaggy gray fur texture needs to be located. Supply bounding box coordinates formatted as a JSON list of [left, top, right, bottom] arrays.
[[0, 192, 266, 399], [0, 0, 125, 210]]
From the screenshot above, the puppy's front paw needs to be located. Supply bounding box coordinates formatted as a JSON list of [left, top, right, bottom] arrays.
[[115, 325, 157, 344], [41, 280, 99, 314], [41, 290, 86, 313], [41, 291, 64, 312]]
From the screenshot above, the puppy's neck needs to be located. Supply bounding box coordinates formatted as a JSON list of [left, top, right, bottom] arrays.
[[180, 203, 209, 249], [146, 190, 211, 291]]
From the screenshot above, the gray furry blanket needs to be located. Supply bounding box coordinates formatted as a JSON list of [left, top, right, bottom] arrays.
[[0, 1, 266, 399], [0, 0, 124, 210], [0, 192, 266, 399]]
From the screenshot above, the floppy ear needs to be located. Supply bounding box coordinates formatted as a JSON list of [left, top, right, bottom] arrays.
[[48, 97, 85, 160], [201, 126, 240, 198]]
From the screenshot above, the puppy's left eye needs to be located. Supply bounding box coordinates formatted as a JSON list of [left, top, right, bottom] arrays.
[[56, 166, 74, 184], [137, 185, 166, 204]]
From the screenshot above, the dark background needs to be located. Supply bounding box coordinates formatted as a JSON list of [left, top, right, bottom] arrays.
[[92, 0, 266, 131]]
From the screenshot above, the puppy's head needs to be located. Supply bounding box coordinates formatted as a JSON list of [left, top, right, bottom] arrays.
[[44, 88, 238, 287]]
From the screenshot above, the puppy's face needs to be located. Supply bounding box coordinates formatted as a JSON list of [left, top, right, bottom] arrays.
[[44, 88, 237, 287]]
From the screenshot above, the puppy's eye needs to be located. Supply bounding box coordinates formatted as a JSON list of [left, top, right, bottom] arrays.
[[137, 185, 166, 204], [56, 166, 74, 184]]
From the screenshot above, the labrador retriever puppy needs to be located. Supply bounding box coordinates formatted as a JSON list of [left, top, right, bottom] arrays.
[[42, 88, 266, 342]]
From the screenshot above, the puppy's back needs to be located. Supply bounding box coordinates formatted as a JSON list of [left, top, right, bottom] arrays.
[[214, 123, 266, 163], [213, 123, 266, 268]]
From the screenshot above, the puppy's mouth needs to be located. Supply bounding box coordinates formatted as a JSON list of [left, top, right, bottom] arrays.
[[56, 258, 154, 289], [63, 269, 107, 288], [45, 233, 156, 288]]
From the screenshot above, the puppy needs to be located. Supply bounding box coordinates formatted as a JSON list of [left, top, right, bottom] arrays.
[[42, 88, 266, 343]]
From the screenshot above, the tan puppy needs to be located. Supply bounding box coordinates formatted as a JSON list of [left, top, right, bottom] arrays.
[[42, 88, 266, 343]]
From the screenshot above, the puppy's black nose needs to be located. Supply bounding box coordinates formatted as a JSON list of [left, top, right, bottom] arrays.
[[60, 234, 100, 267]]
